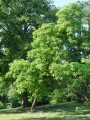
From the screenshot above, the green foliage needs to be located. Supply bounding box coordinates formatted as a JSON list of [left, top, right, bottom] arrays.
[[0, 101, 5, 109], [81, 0, 90, 26], [0, 0, 57, 59], [50, 89, 66, 104], [6, 59, 31, 93], [7, 85, 21, 108], [27, 23, 62, 99]]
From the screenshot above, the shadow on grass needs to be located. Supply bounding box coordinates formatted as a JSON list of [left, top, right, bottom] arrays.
[[19, 117, 65, 120], [0, 105, 69, 114], [18, 116, 90, 120], [0, 107, 30, 114], [0, 102, 90, 115]]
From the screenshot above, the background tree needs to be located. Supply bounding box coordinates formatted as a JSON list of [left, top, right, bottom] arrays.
[[0, 0, 57, 59], [50, 2, 90, 102], [81, 0, 90, 29]]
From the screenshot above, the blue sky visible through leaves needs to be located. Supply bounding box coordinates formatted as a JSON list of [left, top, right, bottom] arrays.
[[53, 0, 84, 7]]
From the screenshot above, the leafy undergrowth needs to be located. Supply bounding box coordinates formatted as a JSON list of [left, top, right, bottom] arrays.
[[0, 102, 90, 120]]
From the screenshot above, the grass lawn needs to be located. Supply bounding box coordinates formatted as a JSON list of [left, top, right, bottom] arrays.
[[0, 102, 90, 120]]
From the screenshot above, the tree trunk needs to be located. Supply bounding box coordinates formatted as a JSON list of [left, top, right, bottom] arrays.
[[22, 89, 29, 107], [31, 96, 37, 112]]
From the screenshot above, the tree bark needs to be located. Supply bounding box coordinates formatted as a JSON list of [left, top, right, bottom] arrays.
[[31, 96, 37, 112], [22, 89, 29, 107]]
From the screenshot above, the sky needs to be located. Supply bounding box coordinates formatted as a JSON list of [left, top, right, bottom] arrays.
[[53, 0, 84, 7]]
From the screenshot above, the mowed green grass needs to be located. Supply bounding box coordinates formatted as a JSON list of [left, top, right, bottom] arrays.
[[0, 102, 90, 120]]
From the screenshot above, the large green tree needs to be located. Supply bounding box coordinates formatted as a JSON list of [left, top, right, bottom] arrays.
[[0, 0, 57, 107], [6, 23, 61, 110]]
